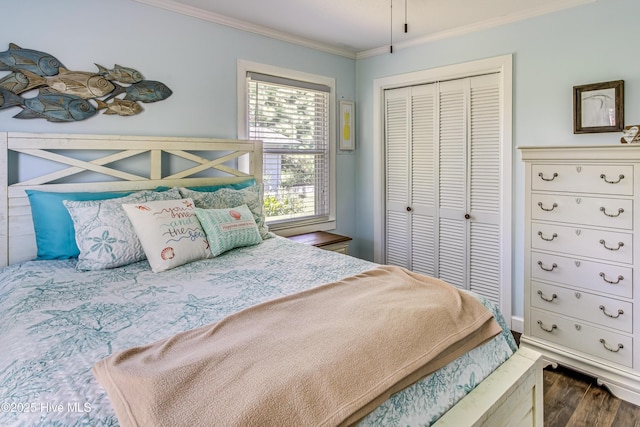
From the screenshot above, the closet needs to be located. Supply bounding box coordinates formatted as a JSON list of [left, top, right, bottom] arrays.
[[384, 73, 503, 305]]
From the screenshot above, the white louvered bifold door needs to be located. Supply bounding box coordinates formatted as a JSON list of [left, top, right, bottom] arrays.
[[437, 79, 468, 288], [384, 73, 502, 307], [410, 84, 437, 276], [384, 87, 411, 267], [468, 73, 501, 305], [384, 84, 437, 272]]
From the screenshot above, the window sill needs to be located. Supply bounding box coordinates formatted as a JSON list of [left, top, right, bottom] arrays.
[[270, 220, 337, 237]]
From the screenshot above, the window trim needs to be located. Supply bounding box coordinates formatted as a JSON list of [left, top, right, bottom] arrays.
[[237, 59, 336, 236]]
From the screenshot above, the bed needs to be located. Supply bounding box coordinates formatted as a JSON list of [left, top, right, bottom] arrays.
[[0, 132, 543, 427]]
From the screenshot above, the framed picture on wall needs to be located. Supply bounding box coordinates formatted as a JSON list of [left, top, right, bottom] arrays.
[[573, 80, 624, 133], [339, 100, 355, 150]]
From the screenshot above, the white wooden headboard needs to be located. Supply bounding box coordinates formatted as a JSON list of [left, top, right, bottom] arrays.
[[0, 132, 262, 268]]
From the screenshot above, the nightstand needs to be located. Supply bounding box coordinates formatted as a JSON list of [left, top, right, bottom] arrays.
[[287, 231, 352, 254]]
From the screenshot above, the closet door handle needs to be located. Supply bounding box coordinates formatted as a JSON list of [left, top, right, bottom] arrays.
[[464, 213, 470, 219], [600, 174, 624, 184], [406, 206, 412, 212]]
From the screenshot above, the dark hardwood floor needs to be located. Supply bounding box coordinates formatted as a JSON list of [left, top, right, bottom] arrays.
[[544, 364, 640, 427], [512, 332, 640, 426]]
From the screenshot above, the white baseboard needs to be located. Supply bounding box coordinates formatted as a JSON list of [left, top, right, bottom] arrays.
[[511, 316, 523, 333]]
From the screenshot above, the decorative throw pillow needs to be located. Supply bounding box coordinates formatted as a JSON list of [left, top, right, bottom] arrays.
[[179, 184, 273, 239], [63, 188, 181, 270], [155, 177, 256, 193], [122, 198, 211, 272], [195, 205, 263, 256], [26, 189, 132, 260]]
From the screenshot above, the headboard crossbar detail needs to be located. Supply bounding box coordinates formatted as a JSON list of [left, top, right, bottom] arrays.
[[0, 132, 263, 268]]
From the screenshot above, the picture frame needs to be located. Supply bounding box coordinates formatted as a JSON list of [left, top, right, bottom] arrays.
[[573, 80, 624, 134], [339, 100, 355, 150]]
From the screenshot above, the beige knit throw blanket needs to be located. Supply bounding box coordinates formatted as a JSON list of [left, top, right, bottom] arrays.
[[93, 265, 501, 427]]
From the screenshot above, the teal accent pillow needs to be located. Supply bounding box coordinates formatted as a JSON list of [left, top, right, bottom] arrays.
[[155, 178, 256, 193], [26, 190, 132, 260], [195, 205, 262, 256], [180, 184, 273, 240]]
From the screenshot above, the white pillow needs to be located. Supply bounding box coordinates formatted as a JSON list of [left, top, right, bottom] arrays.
[[195, 205, 263, 256], [122, 198, 211, 272], [63, 188, 182, 270]]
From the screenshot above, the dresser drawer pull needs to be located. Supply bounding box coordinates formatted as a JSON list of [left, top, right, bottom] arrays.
[[599, 305, 624, 319], [538, 231, 558, 242], [599, 339, 624, 352], [537, 320, 557, 333], [537, 290, 558, 302], [537, 261, 558, 272], [538, 172, 558, 181], [537, 202, 558, 212], [600, 173, 625, 184], [600, 207, 624, 218], [599, 239, 624, 251], [599, 272, 624, 284]]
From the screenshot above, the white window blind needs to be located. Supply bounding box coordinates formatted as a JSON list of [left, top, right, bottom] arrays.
[[247, 72, 331, 228]]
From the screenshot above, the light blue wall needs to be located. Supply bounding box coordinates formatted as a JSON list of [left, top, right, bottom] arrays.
[[355, 0, 640, 319], [4, 0, 640, 320], [0, 0, 357, 239]]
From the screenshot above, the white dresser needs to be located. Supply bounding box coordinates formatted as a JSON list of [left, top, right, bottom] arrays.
[[520, 145, 640, 404]]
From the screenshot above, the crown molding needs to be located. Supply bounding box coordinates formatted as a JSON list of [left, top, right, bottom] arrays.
[[134, 0, 595, 61], [131, 0, 358, 59], [356, 0, 596, 59]]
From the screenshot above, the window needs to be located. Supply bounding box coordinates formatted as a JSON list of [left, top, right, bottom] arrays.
[[240, 62, 335, 233]]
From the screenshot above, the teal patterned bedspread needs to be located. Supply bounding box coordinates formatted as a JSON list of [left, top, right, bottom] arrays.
[[0, 237, 517, 426]]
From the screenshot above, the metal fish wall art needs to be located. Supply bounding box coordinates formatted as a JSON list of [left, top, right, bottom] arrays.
[[95, 63, 143, 84], [0, 42, 172, 122], [0, 87, 98, 122], [20, 68, 115, 99], [0, 71, 29, 93], [95, 98, 143, 116], [107, 80, 173, 103], [0, 43, 65, 76]]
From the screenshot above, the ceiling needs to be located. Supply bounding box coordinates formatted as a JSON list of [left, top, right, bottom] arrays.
[[135, 0, 594, 57]]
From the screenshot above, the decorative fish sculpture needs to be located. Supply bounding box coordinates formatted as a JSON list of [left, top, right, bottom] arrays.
[[20, 68, 115, 99], [0, 43, 65, 76], [95, 63, 144, 84], [95, 98, 143, 116], [0, 87, 23, 110], [108, 80, 172, 103], [0, 87, 97, 122], [0, 71, 29, 93]]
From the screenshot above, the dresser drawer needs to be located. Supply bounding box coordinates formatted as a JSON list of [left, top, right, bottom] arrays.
[[532, 164, 633, 195], [532, 222, 632, 264], [530, 308, 633, 368], [531, 252, 633, 298], [532, 194, 632, 230], [531, 281, 632, 333]]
